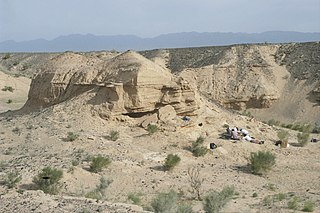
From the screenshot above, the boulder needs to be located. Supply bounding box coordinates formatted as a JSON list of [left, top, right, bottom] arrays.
[[158, 105, 176, 122]]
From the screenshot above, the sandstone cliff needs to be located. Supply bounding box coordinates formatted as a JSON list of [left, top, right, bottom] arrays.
[[22, 51, 199, 118]]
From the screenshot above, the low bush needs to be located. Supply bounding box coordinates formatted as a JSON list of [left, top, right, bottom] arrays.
[[191, 136, 208, 157], [250, 151, 276, 175], [3, 171, 22, 188], [176, 203, 193, 213], [302, 200, 315, 212], [2, 53, 10, 60], [2, 86, 14, 92], [164, 154, 181, 171], [109, 130, 119, 141], [151, 190, 178, 213], [147, 124, 159, 134], [32, 167, 63, 194], [203, 186, 235, 213], [287, 196, 299, 210], [297, 132, 310, 147], [128, 192, 142, 205], [89, 155, 111, 173], [66, 132, 79, 141], [85, 176, 112, 200], [277, 130, 289, 147]]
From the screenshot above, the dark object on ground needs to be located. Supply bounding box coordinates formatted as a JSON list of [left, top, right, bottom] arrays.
[[198, 123, 203, 127], [275, 140, 282, 146], [310, 138, 318, 143], [210, 143, 217, 149], [182, 116, 190, 121]]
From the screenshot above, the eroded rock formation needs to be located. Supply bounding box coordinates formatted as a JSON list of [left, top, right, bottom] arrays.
[[23, 51, 199, 118]]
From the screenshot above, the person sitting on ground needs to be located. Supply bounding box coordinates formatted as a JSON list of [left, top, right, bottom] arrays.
[[231, 128, 240, 140], [240, 128, 249, 136], [225, 127, 232, 139]]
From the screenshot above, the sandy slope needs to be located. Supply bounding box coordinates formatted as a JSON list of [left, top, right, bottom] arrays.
[[0, 71, 31, 113]]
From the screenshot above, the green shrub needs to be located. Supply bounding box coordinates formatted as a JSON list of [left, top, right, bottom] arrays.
[[203, 186, 235, 213], [109, 130, 119, 141], [66, 132, 79, 141], [2, 86, 14, 92], [32, 167, 63, 194], [252, 192, 258, 197], [274, 193, 286, 201], [2, 53, 10, 60], [164, 154, 181, 171], [6, 99, 13, 104], [250, 151, 276, 175], [85, 176, 112, 200], [311, 122, 320, 133], [3, 171, 22, 188], [277, 130, 289, 141], [191, 136, 208, 157], [263, 183, 277, 191], [128, 192, 142, 205], [89, 155, 111, 173], [262, 195, 274, 207], [147, 124, 159, 134], [176, 203, 193, 213], [267, 119, 280, 126], [297, 132, 310, 147], [277, 129, 289, 148], [151, 190, 178, 213], [302, 200, 315, 212], [288, 197, 299, 210]]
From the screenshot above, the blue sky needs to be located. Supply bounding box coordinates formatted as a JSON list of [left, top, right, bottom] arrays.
[[0, 0, 319, 42]]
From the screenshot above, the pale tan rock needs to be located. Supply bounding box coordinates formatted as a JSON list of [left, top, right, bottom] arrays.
[[140, 113, 158, 128], [158, 105, 176, 122]]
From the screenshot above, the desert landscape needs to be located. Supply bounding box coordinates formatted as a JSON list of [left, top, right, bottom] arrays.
[[0, 42, 319, 213]]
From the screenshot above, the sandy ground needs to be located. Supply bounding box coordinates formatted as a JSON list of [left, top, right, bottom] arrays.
[[0, 97, 319, 212]]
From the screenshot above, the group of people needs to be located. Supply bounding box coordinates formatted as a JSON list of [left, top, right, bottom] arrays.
[[226, 127, 264, 144]]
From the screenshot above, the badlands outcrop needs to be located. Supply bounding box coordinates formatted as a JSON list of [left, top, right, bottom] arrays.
[[22, 51, 199, 120]]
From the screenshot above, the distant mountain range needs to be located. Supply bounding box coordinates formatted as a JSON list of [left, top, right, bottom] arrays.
[[0, 31, 319, 52]]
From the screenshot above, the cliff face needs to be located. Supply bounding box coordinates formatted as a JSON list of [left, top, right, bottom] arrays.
[[7, 42, 318, 123], [142, 42, 320, 112], [22, 51, 199, 118]]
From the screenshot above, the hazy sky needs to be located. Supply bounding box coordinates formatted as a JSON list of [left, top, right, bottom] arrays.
[[1, 0, 319, 42]]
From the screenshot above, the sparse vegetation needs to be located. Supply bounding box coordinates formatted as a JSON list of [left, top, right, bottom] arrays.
[[150, 189, 178, 213], [249, 151, 276, 175], [66, 132, 79, 141], [89, 155, 111, 173], [2, 171, 22, 188], [191, 136, 208, 157], [109, 130, 120, 141], [85, 176, 112, 200], [287, 196, 299, 210], [127, 192, 142, 205], [2, 86, 14, 92], [6, 99, 13, 104], [252, 192, 258, 197], [277, 129, 289, 148], [147, 124, 159, 134], [164, 154, 181, 171], [297, 132, 310, 147], [176, 203, 193, 213], [302, 200, 315, 212], [203, 186, 235, 213], [32, 167, 63, 194], [263, 183, 277, 191], [2, 53, 10, 60], [187, 167, 204, 200]]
